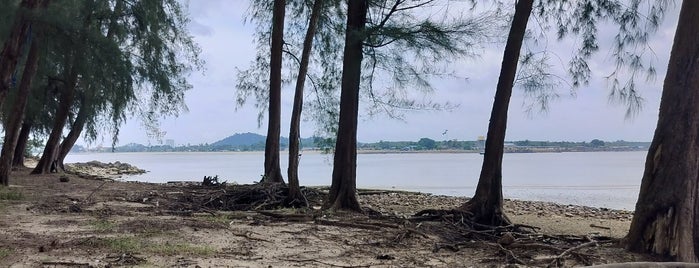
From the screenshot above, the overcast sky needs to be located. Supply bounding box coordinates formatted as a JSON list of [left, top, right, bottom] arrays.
[[102, 1, 680, 147]]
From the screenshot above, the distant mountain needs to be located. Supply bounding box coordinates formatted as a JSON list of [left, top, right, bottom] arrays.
[[211, 132, 317, 148], [212, 132, 268, 147]]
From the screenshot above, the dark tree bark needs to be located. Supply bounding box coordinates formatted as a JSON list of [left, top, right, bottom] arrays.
[[261, 0, 286, 184], [459, 0, 533, 226], [56, 95, 88, 171], [0, 0, 41, 107], [0, 34, 40, 186], [323, 0, 368, 211], [12, 122, 32, 168], [285, 0, 323, 207], [626, 0, 699, 262], [32, 58, 79, 175]]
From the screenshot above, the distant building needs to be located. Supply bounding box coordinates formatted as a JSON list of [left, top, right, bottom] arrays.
[[165, 139, 175, 147], [477, 136, 486, 150]]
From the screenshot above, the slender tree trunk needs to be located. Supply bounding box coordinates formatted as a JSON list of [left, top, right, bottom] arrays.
[[460, 0, 533, 226], [626, 1, 699, 262], [12, 122, 32, 168], [262, 0, 286, 184], [0, 0, 40, 107], [32, 58, 79, 175], [323, 0, 368, 212], [0, 33, 40, 186], [285, 0, 323, 206], [57, 95, 88, 171]]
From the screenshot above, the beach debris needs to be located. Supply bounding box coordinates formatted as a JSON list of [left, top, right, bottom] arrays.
[[202, 175, 226, 187]]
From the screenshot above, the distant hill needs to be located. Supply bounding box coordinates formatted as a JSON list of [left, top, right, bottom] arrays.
[[211, 132, 268, 147], [211, 132, 317, 148]]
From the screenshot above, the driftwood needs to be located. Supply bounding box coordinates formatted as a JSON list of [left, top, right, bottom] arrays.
[[41, 261, 92, 267], [281, 258, 370, 268], [587, 263, 699, 268]]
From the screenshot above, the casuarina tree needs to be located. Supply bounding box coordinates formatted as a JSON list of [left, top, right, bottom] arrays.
[[626, 0, 699, 262], [459, 0, 668, 226], [325, 0, 498, 211]]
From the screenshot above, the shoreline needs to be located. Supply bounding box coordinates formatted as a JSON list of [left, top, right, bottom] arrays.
[[0, 165, 645, 267], [69, 148, 649, 154]]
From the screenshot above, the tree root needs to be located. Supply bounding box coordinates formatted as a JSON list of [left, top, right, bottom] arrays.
[[280, 258, 370, 268]]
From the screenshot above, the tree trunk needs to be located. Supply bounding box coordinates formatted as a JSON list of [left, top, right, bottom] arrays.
[[0, 0, 40, 107], [285, 0, 323, 207], [323, 0, 368, 212], [626, 0, 699, 262], [459, 0, 533, 226], [12, 122, 32, 168], [0, 33, 40, 186], [32, 58, 79, 175], [56, 95, 88, 171], [261, 0, 286, 184]]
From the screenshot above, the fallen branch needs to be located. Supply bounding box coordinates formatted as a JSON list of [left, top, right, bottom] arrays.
[[41, 261, 91, 267], [230, 230, 271, 242], [85, 180, 109, 203], [281, 258, 370, 268], [496, 243, 526, 265], [547, 241, 598, 268], [258, 210, 313, 222], [590, 223, 611, 230], [315, 219, 382, 231]]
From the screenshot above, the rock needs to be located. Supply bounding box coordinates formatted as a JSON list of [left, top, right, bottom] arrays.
[[498, 232, 516, 245]]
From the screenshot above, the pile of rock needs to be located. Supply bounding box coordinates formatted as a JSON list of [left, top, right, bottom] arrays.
[[65, 161, 146, 180], [360, 191, 633, 221]]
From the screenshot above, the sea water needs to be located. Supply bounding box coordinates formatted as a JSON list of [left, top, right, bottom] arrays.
[[65, 151, 645, 210]]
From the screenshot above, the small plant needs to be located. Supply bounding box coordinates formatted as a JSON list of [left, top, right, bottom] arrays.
[[0, 187, 23, 201], [0, 247, 12, 259], [89, 219, 116, 232], [200, 214, 231, 224], [99, 237, 215, 256]]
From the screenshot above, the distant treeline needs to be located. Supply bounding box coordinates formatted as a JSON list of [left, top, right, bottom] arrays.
[[71, 135, 650, 153]]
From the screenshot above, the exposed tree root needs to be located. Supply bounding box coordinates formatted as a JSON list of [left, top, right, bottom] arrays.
[[281, 258, 370, 268], [413, 208, 615, 266], [586, 263, 699, 268]]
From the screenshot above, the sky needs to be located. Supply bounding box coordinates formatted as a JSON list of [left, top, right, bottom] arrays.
[[101, 1, 680, 147]]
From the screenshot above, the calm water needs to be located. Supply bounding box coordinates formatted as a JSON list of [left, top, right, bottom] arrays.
[[65, 151, 646, 210]]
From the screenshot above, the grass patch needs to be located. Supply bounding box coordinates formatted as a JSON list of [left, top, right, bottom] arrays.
[[102, 237, 141, 252], [151, 243, 215, 256], [0, 247, 12, 259], [89, 219, 117, 232], [200, 214, 231, 224], [100, 237, 215, 256], [0, 187, 23, 201]]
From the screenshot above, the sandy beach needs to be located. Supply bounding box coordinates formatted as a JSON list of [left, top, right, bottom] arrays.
[[0, 162, 656, 267]]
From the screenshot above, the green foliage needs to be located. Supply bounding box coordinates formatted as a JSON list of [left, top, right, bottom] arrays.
[[519, 0, 673, 116], [24, 134, 43, 158], [589, 139, 605, 147], [417, 137, 436, 150], [89, 219, 116, 232], [14, 0, 202, 148], [359, 1, 504, 119], [99, 236, 215, 256], [0, 187, 23, 200], [237, 1, 498, 150], [0, 247, 12, 259]]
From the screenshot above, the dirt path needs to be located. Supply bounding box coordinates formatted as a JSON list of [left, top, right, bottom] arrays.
[[0, 167, 654, 267]]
